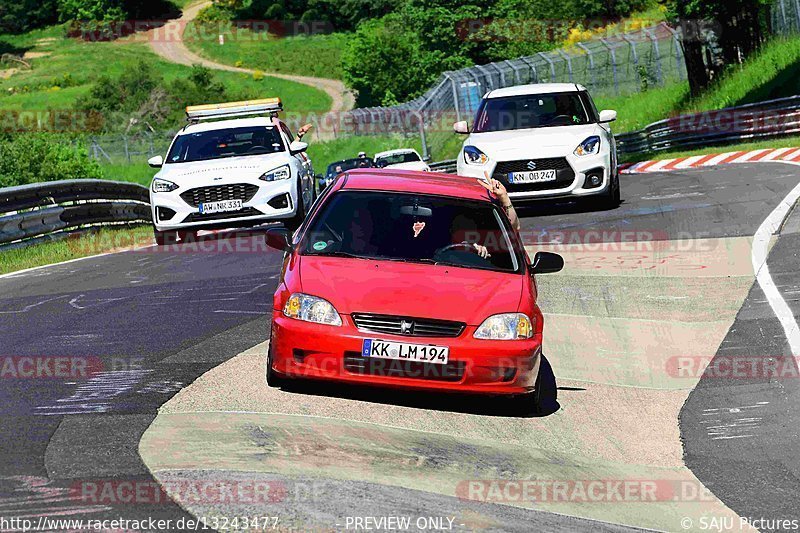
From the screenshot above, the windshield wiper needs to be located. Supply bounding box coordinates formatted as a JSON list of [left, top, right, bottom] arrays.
[[312, 251, 364, 259]]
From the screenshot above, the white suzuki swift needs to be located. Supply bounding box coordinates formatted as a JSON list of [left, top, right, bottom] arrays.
[[148, 99, 315, 245], [454, 84, 620, 207]]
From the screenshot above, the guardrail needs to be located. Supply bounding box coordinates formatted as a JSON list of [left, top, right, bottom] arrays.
[[616, 95, 800, 155], [0, 180, 151, 246], [429, 160, 457, 174]]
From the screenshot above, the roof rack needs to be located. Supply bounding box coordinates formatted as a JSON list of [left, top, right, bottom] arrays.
[[186, 98, 283, 123]]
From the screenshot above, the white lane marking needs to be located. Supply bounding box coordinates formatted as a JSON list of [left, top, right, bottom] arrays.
[[752, 161, 800, 356], [0, 295, 69, 314], [641, 192, 704, 201]]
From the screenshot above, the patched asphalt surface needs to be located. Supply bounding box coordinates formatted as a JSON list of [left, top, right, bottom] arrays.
[[681, 201, 800, 531], [0, 162, 799, 530]]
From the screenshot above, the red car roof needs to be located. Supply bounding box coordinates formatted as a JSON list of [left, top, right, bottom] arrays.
[[339, 169, 492, 202]]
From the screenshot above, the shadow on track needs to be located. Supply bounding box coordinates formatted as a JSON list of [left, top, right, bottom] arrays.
[[516, 198, 625, 219], [274, 356, 562, 419]]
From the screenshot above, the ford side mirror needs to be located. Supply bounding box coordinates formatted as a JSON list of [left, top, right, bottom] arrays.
[[531, 252, 564, 275], [599, 110, 617, 123], [148, 155, 164, 168], [453, 121, 470, 134], [289, 141, 308, 155], [265, 228, 293, 252]]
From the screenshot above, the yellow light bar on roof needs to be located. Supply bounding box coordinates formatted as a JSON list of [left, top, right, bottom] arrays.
[[186, 98, 283, 121]]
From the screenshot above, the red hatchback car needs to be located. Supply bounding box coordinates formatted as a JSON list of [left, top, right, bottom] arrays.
[[264, 169, 563, 411]]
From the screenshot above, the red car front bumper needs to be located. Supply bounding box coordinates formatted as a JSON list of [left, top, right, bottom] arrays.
[[270, 314, 542, 395]]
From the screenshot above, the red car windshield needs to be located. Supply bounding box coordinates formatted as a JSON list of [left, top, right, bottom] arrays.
[[301, 191, 521, 273]]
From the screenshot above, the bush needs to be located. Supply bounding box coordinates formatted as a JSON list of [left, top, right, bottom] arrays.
[[57, 0, 126, 23], [0, 134, 103, 188], [343, 5, 479, 106], [78, 62, 229, 131], [0, 0, 59, 33]]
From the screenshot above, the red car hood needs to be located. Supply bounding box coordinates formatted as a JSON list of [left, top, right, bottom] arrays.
[[297, 256, 524, 326]]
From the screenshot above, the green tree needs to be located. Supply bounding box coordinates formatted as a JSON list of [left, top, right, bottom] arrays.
[[664, 0, 771, 97], [0, 0, 58, 33], [342, 2, 480, 106]]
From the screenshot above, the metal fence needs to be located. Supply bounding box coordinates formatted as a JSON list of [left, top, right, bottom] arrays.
[[88, 132, 175, 164], [616, 94, 800, 155], [343, 22, 687, 160]]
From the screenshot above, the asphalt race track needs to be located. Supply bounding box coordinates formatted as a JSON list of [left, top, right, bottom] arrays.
[[1, 162, 799, 531]]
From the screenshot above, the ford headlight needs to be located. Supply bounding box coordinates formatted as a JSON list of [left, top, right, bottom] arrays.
[[574, 136, 601, 157], [152, 178, 179, 193], [260, 165, 291, 181], [283, 293, 342, 326], [474, 313, 533, 340], [463, 145, 489, 166]]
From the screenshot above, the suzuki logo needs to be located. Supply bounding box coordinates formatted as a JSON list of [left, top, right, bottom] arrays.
[[526, 161, 538, 170], [400, 320, 414, 335]]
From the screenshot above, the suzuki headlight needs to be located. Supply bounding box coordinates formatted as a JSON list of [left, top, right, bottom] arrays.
[[574, 136, 601, 157], [283, 293, 342, 326], [152, 178, 178, 193], [260, 165, 291, 182], [463, 145, 489, 166], [474, 313, 534, 340]]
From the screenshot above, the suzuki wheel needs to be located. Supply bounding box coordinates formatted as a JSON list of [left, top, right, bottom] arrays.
[[602, 173, 621, 209]]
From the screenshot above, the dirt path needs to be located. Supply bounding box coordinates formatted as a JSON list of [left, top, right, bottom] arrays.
[[148, 1, 354, 115]]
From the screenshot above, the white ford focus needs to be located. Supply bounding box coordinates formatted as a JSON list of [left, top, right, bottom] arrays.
[[148, 99, 315, 245], [454, 84, 620, 207], [374, 148, 430, 172]]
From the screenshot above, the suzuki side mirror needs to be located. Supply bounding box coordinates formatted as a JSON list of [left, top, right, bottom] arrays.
[[453, 121, 470, 134], [599, 110, 617, 123]]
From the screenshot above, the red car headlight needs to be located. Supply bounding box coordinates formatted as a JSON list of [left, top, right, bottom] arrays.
[[284, 293, 342, 326], [474, 313, 534, 340]]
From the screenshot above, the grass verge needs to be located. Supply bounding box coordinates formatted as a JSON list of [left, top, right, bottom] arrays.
[[187, 28, 347, 79], [0, 225, 153, 275], [0, 25, 331, 113]]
